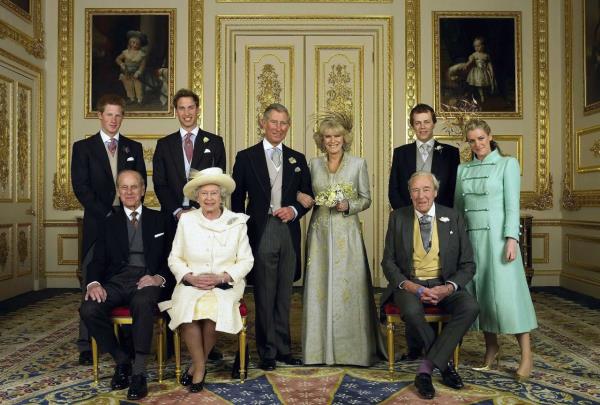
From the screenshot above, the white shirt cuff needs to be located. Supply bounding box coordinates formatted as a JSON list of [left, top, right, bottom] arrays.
[[157, 275, 166, 288], [446, 281, 458, 292]]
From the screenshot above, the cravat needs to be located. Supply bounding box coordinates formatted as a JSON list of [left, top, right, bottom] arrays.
[[130, 211, 139, 228], [420, 143, 431, 161], [271, 147, 282, 168], [106, 138, 117, 156], [184, 133, 194, 163], [419, 214, 432, 252]]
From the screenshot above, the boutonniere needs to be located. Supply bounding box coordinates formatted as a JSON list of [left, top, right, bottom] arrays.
[[288, 157, 297, 164], [294, 167, 301, 173], [439, 216, 449, 222], [203, 136, 209, 143], [435, 145, 443, 153], [122, 146, 130, 154]]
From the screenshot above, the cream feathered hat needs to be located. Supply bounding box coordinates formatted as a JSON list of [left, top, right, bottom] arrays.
[[182, 167, 236, 201]]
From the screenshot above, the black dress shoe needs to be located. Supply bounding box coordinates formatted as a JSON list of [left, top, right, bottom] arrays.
[[414, 373, 435, 399], [78, 350, 93, 365], [440, 363, 464, 389], [127, 374, 148, 400], [400, 350, 422, 361], [180, 365, 193, 386], [276, 354, 303, 366], [189, 369, 207, 393], [110, 363, 131, 390], [208, 348, 223, 361], [259, 358, 276, 371]]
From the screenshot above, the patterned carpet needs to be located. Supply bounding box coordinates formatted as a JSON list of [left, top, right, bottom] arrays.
[[0, 290, 599, 404]]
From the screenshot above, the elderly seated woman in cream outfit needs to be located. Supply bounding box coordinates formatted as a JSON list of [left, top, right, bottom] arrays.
[[159, 168, 253, 393]]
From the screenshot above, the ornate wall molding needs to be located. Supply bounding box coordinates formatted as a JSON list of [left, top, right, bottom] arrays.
[[17, 83, 31, 202], [16, 223, 31, 275], [256, 63, 283, 137], [522, 0, 552, 210], [405, 0, 419, 142], [53, 0, 204, 210], [53, 0, 78, 210], [0, 0, 44, 58], [189, 0, 204, 127], [0, 75, 11, 202], [326, 64, 353, 117], [532, 232, 550, 264], [217, 0, 391, 2]]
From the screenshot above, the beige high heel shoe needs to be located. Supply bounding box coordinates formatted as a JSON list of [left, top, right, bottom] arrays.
[[514, 371, 529, 382], [472, 350, 501, 371], [515, 358, 533, 382]]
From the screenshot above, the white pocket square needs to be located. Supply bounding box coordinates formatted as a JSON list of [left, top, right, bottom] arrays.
[[203, 148, 211, 153], [127, 157, 135, 162], [154, 232, 164, 238]]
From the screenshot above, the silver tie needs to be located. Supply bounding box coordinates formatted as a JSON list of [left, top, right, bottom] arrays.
[[419, 214, 432, 252], [271, 147, 282, 168]]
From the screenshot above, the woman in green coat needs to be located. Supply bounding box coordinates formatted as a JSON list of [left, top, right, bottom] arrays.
[[454, 119, 537, 381]]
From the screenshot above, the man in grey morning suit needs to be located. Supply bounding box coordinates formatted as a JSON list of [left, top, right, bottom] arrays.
[[381, 171, 478, 400], [231, 103, 313, 371]]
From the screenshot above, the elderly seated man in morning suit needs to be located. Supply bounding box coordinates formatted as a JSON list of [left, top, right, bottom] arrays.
[[381, 171, 479, 400], [80, 170, 172, 400]]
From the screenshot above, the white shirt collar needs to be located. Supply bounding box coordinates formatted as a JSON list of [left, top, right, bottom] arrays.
[[415, 204, 436, 219], [416, 138, 435, 149], [123, 205, 143, 220], [100, 130, 120, 143], [263, 139, 283, 151], [180, 127, 199, 138]]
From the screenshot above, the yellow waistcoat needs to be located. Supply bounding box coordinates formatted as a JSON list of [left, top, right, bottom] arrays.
[[413, 215, 441, 280]]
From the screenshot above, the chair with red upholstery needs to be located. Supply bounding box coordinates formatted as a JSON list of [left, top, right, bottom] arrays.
[[90, 306, 166, 384], [384, 302, 460, 372], [173, 299, 248, 383]]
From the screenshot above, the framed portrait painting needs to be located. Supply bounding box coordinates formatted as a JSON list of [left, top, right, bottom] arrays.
[[0, 0, 31, 21], [434, 12, 522, 118], [85, 8, 175, 118], [584, 0, 600, 114]]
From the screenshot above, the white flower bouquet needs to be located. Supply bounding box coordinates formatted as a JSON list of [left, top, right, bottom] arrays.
[[314, 183, 357, 207]]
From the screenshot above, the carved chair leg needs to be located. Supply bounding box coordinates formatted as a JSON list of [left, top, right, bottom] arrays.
[[174, 327, 181, 382], [386, 316, 395, 372], [91, 337, 99, 384]]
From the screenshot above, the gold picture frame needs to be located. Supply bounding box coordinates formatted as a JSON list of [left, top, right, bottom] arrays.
[[584, 0, 600, 114], [433, 11, 522, 118], [84, 8, 176, 118], [0, 0, 44, 58], [0, 0, 31, 22]]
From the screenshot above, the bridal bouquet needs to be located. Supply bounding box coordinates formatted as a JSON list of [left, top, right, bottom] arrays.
[[314, 183, 357, 207]]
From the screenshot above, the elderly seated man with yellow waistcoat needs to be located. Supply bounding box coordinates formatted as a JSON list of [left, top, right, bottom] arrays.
[[381, 171, 479, 400]]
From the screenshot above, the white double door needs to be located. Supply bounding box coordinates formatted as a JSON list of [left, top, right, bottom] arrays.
[[225, 33, 387, 285]]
